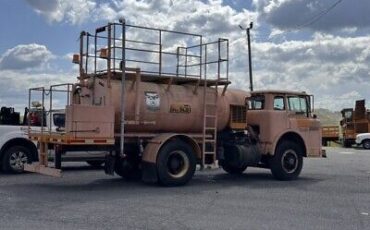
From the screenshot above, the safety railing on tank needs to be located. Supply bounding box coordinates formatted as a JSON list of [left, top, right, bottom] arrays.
[[75, 19, 229, 83]]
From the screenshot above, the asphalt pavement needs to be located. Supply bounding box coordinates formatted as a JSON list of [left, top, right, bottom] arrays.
[[0, 147, 369, 230]]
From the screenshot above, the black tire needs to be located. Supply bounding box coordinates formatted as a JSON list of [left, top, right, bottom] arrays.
[[114, 158, 142, 181], [221, 161, 247, 174], [363, 139, 370, 149], [156, 140, 196, 186], [86, 160, 104, 168], [2, 146, 31, 173], [269, 141, 303, 181]]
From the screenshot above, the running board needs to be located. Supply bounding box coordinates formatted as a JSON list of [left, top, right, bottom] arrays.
[[24, 163, 62, 177]]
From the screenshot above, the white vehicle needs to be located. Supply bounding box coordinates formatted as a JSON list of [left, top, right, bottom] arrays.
[[355, 133, 370, 149], [0, 107, 104, 173]]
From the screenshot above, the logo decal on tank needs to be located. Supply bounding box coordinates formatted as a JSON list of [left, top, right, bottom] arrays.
[[145, 92, 160, 111], [169, 104, 192, 114]]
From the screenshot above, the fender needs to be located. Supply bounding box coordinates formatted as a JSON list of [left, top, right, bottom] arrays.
[[0, 125, 38, 160], [141, 133, 201, 183], [271, 130, 307, 157]]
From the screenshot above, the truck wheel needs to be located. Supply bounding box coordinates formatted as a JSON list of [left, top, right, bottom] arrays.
[[156, 140, 196, 186], [86, 160, 104, 168], [220, 161, 247, 174], [2, 146, 31, 173], [269, 141, 303, 181], [363, 140, 370, 149]]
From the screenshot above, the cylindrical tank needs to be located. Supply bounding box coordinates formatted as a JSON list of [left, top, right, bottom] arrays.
[[77, 76, 248, 133]]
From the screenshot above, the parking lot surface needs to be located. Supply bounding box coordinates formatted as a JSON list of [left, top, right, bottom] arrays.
[[0, 147, 369, 230]]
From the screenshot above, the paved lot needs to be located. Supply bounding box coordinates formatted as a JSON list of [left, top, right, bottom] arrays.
[[0, 147, 369, 230]]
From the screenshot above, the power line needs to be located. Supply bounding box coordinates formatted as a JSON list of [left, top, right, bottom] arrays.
[[256, 0, 344, 41]]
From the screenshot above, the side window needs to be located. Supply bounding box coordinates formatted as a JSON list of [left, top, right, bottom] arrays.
[[248, 95, 264, 110], [273, 96, 285, 110], [288, 96, 308, 116]]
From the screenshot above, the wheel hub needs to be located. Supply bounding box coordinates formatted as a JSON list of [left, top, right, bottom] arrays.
[[167, 151, 189, 178], [10, 151, 28, 171], [281, 150, 298, 174]]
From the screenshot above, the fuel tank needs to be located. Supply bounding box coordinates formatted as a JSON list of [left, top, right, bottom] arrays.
[[76, 76, 248, 133]]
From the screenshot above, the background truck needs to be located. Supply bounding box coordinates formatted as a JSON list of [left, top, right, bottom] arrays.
[[26, 19, 323, 186], [340, 99, 370, 147], [321, 125, 340, 146]]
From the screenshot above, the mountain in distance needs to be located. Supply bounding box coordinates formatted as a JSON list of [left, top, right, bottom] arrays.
[[314, 108, 342, 126]]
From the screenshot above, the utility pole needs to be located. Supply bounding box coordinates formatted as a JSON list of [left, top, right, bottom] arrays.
[[239, 22, 254, 91]]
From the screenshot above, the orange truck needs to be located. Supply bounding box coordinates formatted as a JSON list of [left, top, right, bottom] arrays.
[[340, 100, 370, 147], [25, 19, 323, 186], [321, 125, 339, 146]]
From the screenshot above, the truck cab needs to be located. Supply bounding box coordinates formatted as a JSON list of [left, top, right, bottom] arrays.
[[246, 90, 322, 179]]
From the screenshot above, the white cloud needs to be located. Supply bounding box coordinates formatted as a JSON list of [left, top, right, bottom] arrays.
[[17, 0, 370, 111], [254, 0, 370, 32], [0, 44, 54, 70], [26, 0, 96, 24]]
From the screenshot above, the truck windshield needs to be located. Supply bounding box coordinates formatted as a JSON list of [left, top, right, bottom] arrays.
[[288, 96, 309, 116]]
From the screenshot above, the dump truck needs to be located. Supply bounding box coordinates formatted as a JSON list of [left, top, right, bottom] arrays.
[[340, 100, 370, 147], [321, 125, 340, 146], [25, 19, 322, 186]]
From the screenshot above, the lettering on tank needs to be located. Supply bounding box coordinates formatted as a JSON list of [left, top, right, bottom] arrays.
[[145, 92, 160, 111], [169, 104, 192, 114]]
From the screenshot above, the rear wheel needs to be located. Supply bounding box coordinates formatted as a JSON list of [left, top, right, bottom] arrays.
[[269, 141, 303, 180], [156, 140, 196, 186], [363, 139, 370, 149], [2, 146, 31, 173]]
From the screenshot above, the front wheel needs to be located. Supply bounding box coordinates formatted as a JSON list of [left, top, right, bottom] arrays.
[[156, 140, 196, 186], [2, 146, 31, 173], [269, 141, 303, 180], [363, 139, 370, 149]]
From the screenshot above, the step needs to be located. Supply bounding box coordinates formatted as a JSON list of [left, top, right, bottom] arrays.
[[203, 139, 216, 143], [205, 115, 217, 118], [203, 151, 216, 155]]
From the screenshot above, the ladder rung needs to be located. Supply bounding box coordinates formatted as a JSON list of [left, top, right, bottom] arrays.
[[204, 151, 216, 155], [205, 127, 216, 130], [205, 103, 217, 106], [205, 115, 216, 118]]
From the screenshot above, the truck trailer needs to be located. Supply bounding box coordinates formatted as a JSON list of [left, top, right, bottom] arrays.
[[25, 19, 323, 186]]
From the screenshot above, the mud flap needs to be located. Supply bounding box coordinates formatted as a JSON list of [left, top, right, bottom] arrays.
[[141, 161, 158, 184], [104, 154, 116, 175]]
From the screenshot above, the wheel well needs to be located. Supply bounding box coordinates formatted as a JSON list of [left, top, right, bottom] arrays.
[[362, 139, 370, 144], [168, 135, 202, 160], [0, 138, 38, 162], [276, 132, 307, 157]]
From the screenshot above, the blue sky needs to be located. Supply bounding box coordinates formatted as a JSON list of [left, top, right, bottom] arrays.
[[0, 0, 370, 111]]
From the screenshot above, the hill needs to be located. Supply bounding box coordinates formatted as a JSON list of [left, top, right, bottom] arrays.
[[315, 108, 341, 126]]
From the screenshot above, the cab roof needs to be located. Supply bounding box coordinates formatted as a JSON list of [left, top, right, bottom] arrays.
[[250, 90, 309, 96]]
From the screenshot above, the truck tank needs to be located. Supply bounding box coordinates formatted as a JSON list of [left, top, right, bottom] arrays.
[[75, 74, 248, 134]]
